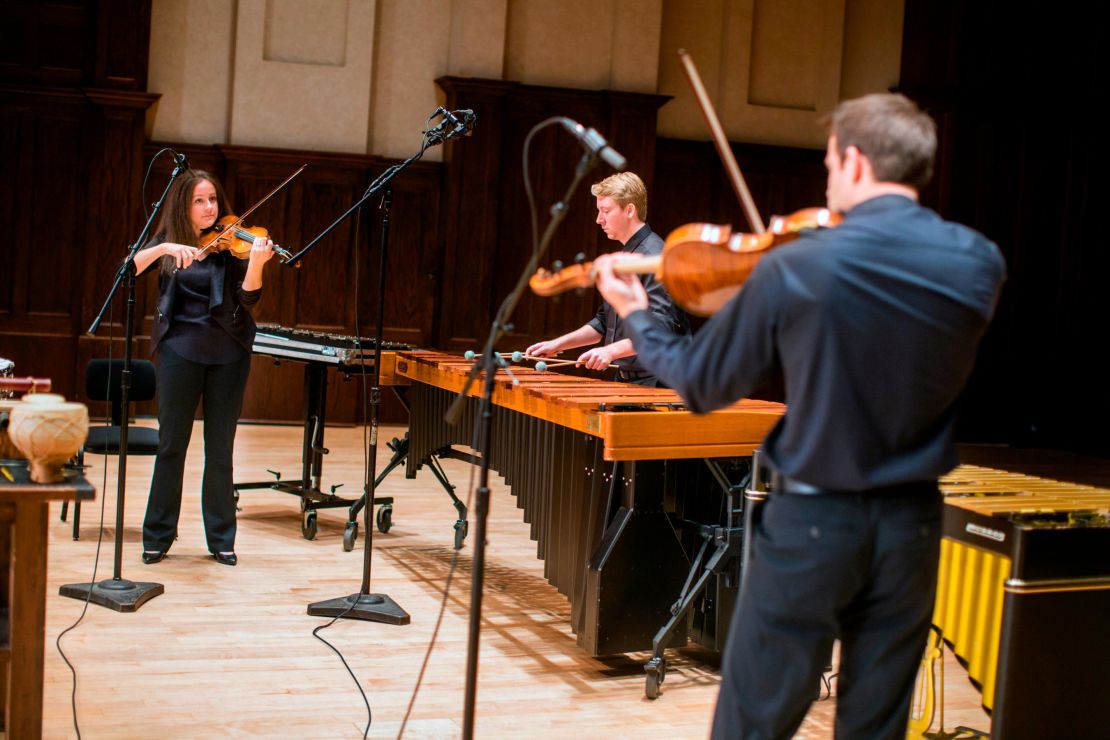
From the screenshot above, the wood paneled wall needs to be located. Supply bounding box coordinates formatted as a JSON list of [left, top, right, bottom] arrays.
[[435, 76, 670, 353], [1, 0, 157, 408]]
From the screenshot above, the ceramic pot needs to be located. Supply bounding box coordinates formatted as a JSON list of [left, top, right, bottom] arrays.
[[20, 392, 68, 405], [7, 400, 89, 483]]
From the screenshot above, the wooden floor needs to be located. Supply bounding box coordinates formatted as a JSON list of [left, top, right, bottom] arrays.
[[33, 422, 1075, 738]]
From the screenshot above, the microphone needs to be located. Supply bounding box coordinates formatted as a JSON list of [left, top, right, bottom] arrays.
[[443, 109, 476, 138], [558, 119, 626, 171], [455, 109, 476, 136], [172, 149, 189, 170]]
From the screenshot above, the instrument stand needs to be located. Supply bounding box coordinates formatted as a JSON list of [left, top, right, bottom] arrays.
[[643, 458, 749, 699], [343, 435, 468, 551], [306, 184, 409, 624], [448, 144, 603, 739], [59, 159, 184, 612], [294, 108, 469, 624], [233, 362, 393, 541]]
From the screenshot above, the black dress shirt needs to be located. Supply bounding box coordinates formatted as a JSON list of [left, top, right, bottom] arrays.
[[587, 224, 689, 374], [624, 195, 1006, 490]]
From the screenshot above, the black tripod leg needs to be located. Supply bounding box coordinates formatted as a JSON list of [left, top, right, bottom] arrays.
[[342, 435, 411, 552], [426, 452, 467, 549], [644, 536, 718, 699]]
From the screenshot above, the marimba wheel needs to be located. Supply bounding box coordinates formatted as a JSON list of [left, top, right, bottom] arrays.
[[644, 657, 666, 700], [376, 504, 393, 534], [302, 509, 318, 540], [342, 521, 358, 551]]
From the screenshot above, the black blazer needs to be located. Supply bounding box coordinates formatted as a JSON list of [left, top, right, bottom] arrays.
[[139, 242, 262, 355]]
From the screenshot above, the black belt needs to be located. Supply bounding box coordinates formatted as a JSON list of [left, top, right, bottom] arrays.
[[616, 368, 654, 382], [771, 472, 938, 497]]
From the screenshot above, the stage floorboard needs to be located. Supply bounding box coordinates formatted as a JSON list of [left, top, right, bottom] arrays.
[[33, 422, 1065, 738]]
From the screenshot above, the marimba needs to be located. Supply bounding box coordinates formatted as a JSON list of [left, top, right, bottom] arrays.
[[934, 465, 1110, 737], [395, 351, 784, 656]]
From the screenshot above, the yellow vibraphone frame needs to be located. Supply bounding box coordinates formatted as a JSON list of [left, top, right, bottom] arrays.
[[930, 464, 1110, 737]]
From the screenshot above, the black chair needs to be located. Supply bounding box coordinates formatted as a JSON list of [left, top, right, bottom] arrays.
[[60, 359, 159, 539]]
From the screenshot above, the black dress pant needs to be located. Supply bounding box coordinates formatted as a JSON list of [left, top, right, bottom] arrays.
[[142, 344, 251, 554], [711, 487, 942, 740]]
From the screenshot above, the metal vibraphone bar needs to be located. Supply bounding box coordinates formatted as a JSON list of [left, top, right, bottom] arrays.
[[396, 351, 783, 658], [932, 464, 1110, 737]]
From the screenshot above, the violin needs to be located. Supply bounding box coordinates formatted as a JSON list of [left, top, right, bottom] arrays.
[[196, 215, 299, 265], [192, 163, 307, 267], [530, 207, 841, 316]]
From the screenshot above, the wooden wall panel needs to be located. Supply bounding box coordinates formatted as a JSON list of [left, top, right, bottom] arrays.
[[94, 0, 151, 90], [0, 335, 78, 402], [0, 1, 149, 90], [0, 85, 156, 409], [435, 76, 670, 352]]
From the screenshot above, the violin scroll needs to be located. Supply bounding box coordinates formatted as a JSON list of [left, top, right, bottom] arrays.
[[529, 263, 596, 297]]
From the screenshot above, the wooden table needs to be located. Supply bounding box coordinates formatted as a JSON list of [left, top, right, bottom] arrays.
[[1, 464, 94, 739]]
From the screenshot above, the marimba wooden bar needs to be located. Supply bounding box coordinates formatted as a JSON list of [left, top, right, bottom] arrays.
[[396, 351, 784, 656]]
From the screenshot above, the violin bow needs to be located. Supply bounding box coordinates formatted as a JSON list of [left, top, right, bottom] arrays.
[[197, 163, 308, 254], [677, 49, 766, 234]]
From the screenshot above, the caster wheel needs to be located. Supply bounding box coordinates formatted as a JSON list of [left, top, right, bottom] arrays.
[[645, 671, 661, 700], [343, 522, 358, 552], [644, 657, 666, 700], [302, 510, 318, 540], [376, 505, 393, 534], [453, 518, 469, 550]]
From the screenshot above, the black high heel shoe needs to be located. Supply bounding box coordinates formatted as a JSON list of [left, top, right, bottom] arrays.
[[142, 550, 166, 564], [213, 551, 237, 566]]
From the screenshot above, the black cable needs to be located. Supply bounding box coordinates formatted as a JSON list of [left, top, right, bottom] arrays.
[[313, 109, 484, 738], [54, 294, 119, 740], [396, 419, 479, 739], [522, 118, 565, 258], [308, 111, 450, 740], [309, 204, 373, 738], [141, 147, 174, 220]]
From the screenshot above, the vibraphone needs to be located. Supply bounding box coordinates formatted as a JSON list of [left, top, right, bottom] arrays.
[[395, 350, 784, 656], [238, 325, 414, 543], [934, 465, 1110, 737]]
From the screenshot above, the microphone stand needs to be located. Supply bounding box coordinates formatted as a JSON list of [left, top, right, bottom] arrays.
[[450, 150, 602, 740], [306, 110, 469, 624], [57, 160, 184, 612]]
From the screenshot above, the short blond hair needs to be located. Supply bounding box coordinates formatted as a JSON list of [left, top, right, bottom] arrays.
[[590, 172, 647, 221]]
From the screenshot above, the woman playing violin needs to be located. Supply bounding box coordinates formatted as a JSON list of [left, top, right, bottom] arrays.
[[133, 169, 276, 567]]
